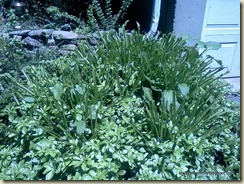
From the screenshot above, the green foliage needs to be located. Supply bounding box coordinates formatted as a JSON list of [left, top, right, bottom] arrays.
[[0, 36, 26, 69], [43, 6, 85, 30], [0, 26, 240, 180], [87, 0, 133, 31]]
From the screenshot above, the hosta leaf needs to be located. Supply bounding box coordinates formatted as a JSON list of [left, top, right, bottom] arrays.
[[50, 82, 63, 101], [23, 96, 35, 103], [178, 83, 189, 96], [75, 120, 86, 136], [205, 41, 221, 50]]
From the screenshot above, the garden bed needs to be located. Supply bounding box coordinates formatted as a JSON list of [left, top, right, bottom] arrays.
[[0, 0, 240, 180], [0, 27, 240, 180]]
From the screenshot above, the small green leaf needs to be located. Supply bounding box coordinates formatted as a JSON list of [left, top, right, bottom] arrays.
[[76, 114, 82, 121], [118, 170, 126, 176], [89, 170, 96, 177], [179, 160, 190, 167], [172, 168, 179, 175], [45, 171, 54, 180], [178, 83, 190, 96], [75, 84, 86, 95], [23, 96, 35, 103], [174, 149, 183, 160], [167, 163, 175, 170], [139, 148, 146, 153], [67, 175, 72, 180], [49, 151, 55, 157], [75, 120, 86, 136], [142, 87, 153, 101], [215, 145, 222, 151], [82, 163, 87, 171], [50, 82, 63, 101], [75, 147, 80, 155], [82, 174, 93, 180]]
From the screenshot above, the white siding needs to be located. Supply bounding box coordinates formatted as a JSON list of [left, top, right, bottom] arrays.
[[201, 0, 240, 77]]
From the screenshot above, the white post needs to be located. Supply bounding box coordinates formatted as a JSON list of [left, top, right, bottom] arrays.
[[147, 0, 161, 37]]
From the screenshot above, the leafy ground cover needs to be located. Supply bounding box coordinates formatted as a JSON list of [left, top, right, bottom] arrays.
[[0, 25, 240, 180]]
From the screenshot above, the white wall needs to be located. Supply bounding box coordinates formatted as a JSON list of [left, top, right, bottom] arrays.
[[173, 0, 207, 40]]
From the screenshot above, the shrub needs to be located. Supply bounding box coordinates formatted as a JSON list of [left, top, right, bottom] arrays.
[[0, 26, 240, 180], [87, 0, 133, 31]]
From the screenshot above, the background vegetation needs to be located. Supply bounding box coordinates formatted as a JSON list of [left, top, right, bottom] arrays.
[[0, 0, 240, 180]]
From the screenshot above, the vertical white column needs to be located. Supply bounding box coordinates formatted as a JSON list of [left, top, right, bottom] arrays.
[[147, 0, 161, 37]]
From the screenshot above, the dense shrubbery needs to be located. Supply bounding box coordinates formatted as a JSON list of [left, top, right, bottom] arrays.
[[0, 27, 240, 180], [1, 0, 133, 32]]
